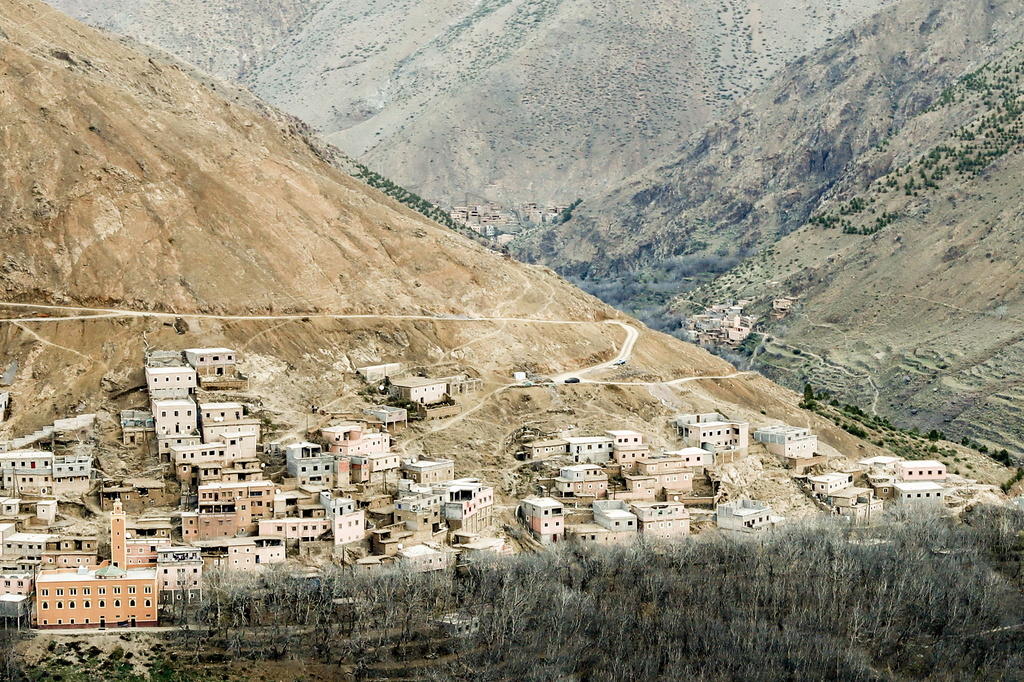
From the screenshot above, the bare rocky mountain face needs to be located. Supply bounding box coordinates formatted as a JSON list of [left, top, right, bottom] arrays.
[[515, 0, 1021, 281], [1, 0, 929, 514], [44, 0, 893, 205]]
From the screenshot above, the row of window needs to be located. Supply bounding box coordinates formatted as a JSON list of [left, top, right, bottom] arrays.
[[41, 585, 152, 596], [41, 598, 151, 610]]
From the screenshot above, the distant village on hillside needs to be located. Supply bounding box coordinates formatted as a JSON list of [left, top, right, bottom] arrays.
[[446, 201, 573, 247], [0, 343, 1002, 631]]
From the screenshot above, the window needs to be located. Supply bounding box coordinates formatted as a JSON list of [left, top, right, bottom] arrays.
[[114, 600, 121, 608]]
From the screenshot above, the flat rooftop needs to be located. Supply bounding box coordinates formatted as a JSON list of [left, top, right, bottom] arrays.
[[564, 436, 612, 444], [900, 459, 945, 468], [521, 496, 562, 509], [151, 398, 196, 408], [145, 366, 195, 375], [184, 348, 234, 354], [402, 459, 454, 470]]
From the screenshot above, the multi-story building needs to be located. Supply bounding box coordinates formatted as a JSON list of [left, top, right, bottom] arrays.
[[144, 366, 197, 399], [675, 413, 749, 456], [394, 483, 446, 539], [152, 399, 198, 438], [634, 456, 695, 495], [554, 464, 608, 499], [826, 487, 883, 523], [3, 532, 58, 560], [607, 430, 649, 470], [184, 348, 237, 377], [754, 425, 818, 460], [181, 480, 275, 541], [41, 536, 99, 568], [34, 564, 159, 629], [400, 458, 455, 485], [630, 502, 690, 539], [34, 504, 160, 629], [0, 451, 93, 496], [0, 571, 33, 597], [285, 442, 333, 487], [565, 436, 614, 464], [319, 493, 366, 546], [321, 422, 391, 457], [566, 500, 637, 545], [350, 451, 401, 485], [897, 460, 947, 482], [808, 472, 854, 497], [518, 497, 564, 545], [193, 536, 286, 571], [434, 479, 494, 533], [172, 442, 229, 485], [155, 546, 203, 605], [199, 402, 245, 429], [715, 499, 781, 533]]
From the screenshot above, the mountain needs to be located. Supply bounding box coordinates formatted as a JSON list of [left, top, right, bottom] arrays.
[[682, 40, 1024, 452], [3, 0, 964, 518], [44, 0, 893, 205], [513, 0, 1022, 310]]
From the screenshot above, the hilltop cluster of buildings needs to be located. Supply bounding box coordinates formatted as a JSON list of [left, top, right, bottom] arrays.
[[685, 301, 758, 347], [0, 348, 500, 629]]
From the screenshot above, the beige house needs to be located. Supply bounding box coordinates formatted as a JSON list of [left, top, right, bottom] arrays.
[[808, 472, 853, 497], [144, 366, 197, 399], [754, 425, 818, 459], [630, 502, 690, 539], [389, 377, 448, 405], [554, 464, 609, 499], [716, 499, 782, 533], [152, 399, 198, 438], [184, 348, 237, 377], [400, 458, 456, 485], [675, 413, 749, 456], [894, 481, 945, 505]]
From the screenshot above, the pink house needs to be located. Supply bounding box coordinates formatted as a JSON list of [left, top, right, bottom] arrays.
[[519, 497, 564, 545], [321, 422, 391, 457], [635, 456, 695, 494], [257, 517, 331, 542], [897, 460, 947, 481]]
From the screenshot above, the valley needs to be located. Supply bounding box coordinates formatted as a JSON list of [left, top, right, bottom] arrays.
[[1, 0, 1022, 678]]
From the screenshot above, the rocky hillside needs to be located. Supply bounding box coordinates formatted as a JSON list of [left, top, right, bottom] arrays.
[[681, 40, 1024, 452], [4, 0, 963, 513], [44, 0, 892, 205], [513, 0, 1022, 313]]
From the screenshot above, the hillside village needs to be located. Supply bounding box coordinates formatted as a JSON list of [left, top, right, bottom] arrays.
[[0, 338, 1009, 631]]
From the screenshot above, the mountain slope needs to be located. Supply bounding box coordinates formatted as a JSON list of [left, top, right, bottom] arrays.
[[45, 0, 893, 205], [682, 42, 1024, 451], [3, 0, 958, 515], [513, 0, 1022, 307]]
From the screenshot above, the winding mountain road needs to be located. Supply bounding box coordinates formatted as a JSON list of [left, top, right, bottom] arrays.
[[0, 300, 756, 391]]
